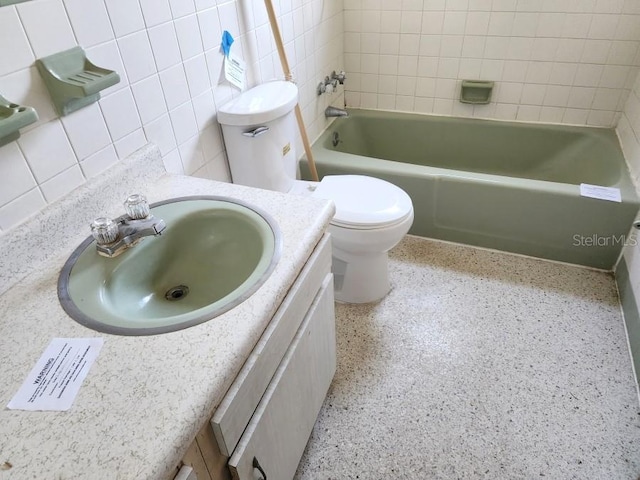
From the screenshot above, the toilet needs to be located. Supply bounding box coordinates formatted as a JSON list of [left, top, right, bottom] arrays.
[[218, 81, 414, 303]]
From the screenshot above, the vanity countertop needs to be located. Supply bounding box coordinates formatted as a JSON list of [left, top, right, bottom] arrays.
[[0, 145, 334, 480]]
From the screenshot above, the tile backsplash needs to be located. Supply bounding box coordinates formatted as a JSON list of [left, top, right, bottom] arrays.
[[4, 0, 640, 237], [618, 69, 640, 293], [0, 0, 344, 233], [343, 0, 640, 126]]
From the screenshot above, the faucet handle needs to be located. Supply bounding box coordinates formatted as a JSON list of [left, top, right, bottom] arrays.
[[124, 193, 150, 220], [90, 217, 119, 245], [331, 70, 347, 84]]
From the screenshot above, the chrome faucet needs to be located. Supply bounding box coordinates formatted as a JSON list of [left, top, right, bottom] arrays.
[[317, 70, 347, 95], [325, 106, 349, 118], [90, 194, 166, 257], [331, 70, 347, 85]]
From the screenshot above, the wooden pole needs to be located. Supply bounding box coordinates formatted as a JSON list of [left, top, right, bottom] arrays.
[[263, 0, 319, 182]]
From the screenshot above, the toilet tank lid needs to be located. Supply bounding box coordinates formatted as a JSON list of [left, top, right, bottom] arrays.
[[217, 81, 298, 126]]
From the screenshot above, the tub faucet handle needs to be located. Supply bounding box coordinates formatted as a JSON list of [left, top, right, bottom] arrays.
[[317, 76, 331, 95], [318, 71, 346, 95], [331, 70, 347, 85]]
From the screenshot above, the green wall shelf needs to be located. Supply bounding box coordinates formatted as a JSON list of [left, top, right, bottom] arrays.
[[0, 95, 38, 148], [36, 46, 120, 117], [460, 80, 494, 105]]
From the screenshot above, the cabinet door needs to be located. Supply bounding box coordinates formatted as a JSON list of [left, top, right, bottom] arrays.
[[228, 274, 336, 480], [212, 235, 332, 457]]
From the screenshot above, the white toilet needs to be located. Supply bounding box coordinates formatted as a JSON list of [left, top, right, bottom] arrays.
[[218, 81, 414, 303]]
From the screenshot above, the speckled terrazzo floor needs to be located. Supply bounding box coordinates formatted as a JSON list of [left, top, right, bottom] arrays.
[[294, 235, 640, 480]]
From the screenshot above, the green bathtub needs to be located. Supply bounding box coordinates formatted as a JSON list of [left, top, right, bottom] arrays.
[[301, 109, 640, 270]]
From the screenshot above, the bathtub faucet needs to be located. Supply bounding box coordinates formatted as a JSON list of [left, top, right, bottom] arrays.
[[325, 106, 348, 118]]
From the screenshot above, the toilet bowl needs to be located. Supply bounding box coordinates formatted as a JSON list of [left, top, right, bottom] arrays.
[[218, 81, 414, 303], [309, 175, 413, 303]]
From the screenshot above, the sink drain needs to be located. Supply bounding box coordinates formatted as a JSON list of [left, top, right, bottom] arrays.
[[165, 285, 189, 301]]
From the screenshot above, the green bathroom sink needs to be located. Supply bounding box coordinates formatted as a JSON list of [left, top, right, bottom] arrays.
[[58, 196, 281, 336]]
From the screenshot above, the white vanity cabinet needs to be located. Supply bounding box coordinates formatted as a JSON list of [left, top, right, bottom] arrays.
[[178, 234, 336, 480]]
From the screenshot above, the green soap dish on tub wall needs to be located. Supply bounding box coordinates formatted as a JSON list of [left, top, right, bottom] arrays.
[[460, 80, 494, 105], [0, 95, 38, 148], [36, 46, 120, 117]]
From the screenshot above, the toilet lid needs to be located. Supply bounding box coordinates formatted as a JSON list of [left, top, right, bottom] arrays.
[[312, 175, 413, 229]]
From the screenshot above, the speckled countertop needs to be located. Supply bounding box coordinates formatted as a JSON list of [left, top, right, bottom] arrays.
[[0, 145, 334, 480]]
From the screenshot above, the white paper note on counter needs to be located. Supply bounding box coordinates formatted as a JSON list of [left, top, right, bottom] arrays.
[[580, 183, 621, 203], [7, 338, 104, 411]]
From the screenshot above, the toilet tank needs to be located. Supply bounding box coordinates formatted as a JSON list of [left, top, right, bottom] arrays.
[[218, 81, 298, 192]]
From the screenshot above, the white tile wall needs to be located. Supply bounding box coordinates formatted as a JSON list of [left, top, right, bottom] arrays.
[[139, 0, 173, 28], [0, 0, 344, 233], [64, 0, 114, 47], [618, 72, 640, 298], [60, 103, 112, 159], [18, 0, 77, 58], [18, 120, 77, 183], [103, 0, 145, 37], [0, 8, 35, 78], [11, 1, 639, 238], [343, 0, 640, 126]]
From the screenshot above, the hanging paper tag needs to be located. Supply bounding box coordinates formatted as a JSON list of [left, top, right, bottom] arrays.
[[220, 30, 244, 90], [225, 53, 246, 90]]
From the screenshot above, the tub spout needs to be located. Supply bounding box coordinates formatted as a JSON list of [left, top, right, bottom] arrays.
[[325, 106, 348, 118]]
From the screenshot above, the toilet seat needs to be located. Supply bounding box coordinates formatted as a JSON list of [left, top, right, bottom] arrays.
[[312, 175, 413, 230]]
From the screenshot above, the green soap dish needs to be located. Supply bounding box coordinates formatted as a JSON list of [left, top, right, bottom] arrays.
[[0, 95, 39, 148], [460, 80, 494, 105], [0, 0, 31, 5], [36, 46, 120, 117]]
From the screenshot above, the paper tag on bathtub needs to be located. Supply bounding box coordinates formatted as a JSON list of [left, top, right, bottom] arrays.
[[7, 338, 104, 411], [580, 184, 621, 203]]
